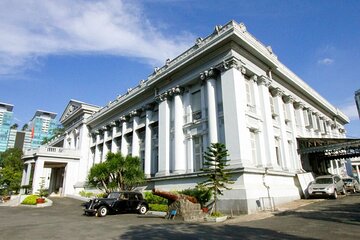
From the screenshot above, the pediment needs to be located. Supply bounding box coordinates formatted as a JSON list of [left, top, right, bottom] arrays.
[[60, 100, 82, 123]]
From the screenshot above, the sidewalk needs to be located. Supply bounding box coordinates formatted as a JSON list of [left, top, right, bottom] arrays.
[[224, 199, 323, 224]]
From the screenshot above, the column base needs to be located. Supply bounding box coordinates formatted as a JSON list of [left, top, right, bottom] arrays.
[[155, 171, 170, 177], [172, 170, 186, 175]]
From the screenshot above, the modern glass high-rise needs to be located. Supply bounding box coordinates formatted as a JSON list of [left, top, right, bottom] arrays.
[[355, 89, 360, 119], [0, 102, 14, 152], [28, 110, 58, 149]]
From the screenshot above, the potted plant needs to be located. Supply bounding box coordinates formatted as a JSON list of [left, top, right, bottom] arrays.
[[36, 177, 48, 204]]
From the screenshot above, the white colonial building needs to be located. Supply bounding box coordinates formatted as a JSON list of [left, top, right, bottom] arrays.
[[22, 21, 349, 213]]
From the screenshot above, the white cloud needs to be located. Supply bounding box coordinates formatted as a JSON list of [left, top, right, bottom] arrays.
[[317, 58, 334, 65], [340, 102, 359, 121], [0, 0, 194, 76]]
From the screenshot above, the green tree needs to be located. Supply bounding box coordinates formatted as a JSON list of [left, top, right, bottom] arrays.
[[10, 123, 18, 129], [87, 152, 145, 193], [21, 124, 28, 131], [0, 148, 23, 194], [198, 143, 233, 214]]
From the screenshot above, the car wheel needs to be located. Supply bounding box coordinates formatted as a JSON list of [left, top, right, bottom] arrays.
[[342, 188, 347, 195], [332, 190, 338, 199], [97, 206, 108, 217], [138, 204, 148, 215]]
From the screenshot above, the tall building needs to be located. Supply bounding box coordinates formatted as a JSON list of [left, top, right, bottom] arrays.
[[355, 89, 360, 119], [0, 102, 14, 152], [28, 110, 58, 149], [22, 21, 352, 213]]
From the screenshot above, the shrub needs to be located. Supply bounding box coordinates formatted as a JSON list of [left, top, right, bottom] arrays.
[[21, 195, 39, 205], [96, 192, 107, 198], [149, 203, 168, 212], [144, 192, 168, 204], [211, 211, 223, 217], [180, 186, 212, 207]]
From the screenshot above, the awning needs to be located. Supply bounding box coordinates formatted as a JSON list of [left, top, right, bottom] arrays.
[[297, 137, 360, 160]]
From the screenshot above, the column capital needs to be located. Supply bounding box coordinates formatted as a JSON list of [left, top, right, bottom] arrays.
[[293, 101, 305, 110], [217, 57, 246, 74], [200, 68, 219, 81], [109, 121, 117, 127], [119, 115, 129, 122], [283, 95, 295, 104], [155, 92, 168, 103], [257, 75, 272, 87], [167, 85, 184, 97], [250, 75, 258, 83], [129, 109, 141, 118], [270, 87, 284, 97]]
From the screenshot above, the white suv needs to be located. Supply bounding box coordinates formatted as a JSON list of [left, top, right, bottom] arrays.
[[308, 175, 346, 199]]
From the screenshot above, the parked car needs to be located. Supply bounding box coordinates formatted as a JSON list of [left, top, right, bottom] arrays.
[[83, 191, 149, 217], [307, 175, 346, 199], [342, 177, 360, 193]]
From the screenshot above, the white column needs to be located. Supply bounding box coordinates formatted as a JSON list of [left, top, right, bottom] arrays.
[[156, 94, 170, 176], [102, 127, 109, 162], [284, 95, 300, 171], [356, 165, 360, 182], [173, 88, 186, 174], [131, 111, 140, 157], [110, 121, 117, 152], [31, 158, 44, 194], [200, 69, 218, 144], [294, 102, 306, 137], [330, 160, 335, 174], [24, 162, 32, 185], [120, 117, 128, 156], [220, 58, 251, 167], [257, 76, 277, 168], [335, 160, 340, 175], [144, 107, 153, 177], [94, 131, 101, 164], [271, 88, 289, 170]]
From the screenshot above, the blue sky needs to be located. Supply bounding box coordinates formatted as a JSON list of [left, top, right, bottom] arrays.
[[0, 0, 359, 137]]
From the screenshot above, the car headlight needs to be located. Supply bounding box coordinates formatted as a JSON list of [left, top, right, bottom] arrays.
[[325, 186, 334, 192]]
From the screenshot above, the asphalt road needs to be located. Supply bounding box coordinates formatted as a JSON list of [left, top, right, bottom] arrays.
[[1, 194, 360, 240]]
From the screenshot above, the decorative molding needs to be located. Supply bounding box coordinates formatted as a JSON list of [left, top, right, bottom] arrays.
[[250, 75, 258, 83], [218, 57, 244, 72], [293, 101, 304, 110], [270, 87, 284, 97], [155, 92, 168, 103], [283, 95, 294, 104], [119, 115, 128, 122], [200, 68, 218, 81], [168, 85, 184, 97], [257, 75, 272, 87], [129, 110, 140, 118]]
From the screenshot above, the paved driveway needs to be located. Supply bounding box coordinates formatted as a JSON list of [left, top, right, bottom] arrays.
[[1, 195, 360, 240]]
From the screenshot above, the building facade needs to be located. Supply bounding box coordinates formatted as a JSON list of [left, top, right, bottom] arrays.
[[28, 110, 58, 149], [22, 21, 349, 213], [0, 102, 14, 153]]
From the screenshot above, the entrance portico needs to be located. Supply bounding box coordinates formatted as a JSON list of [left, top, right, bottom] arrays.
[[22, 146, 80, 196]]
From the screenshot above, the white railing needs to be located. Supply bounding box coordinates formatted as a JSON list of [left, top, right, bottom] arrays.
[[24, 146, 79, 157]]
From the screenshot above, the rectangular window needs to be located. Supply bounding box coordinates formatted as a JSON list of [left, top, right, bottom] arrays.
[[191, 90, 201, 121], [250, 130, 258, 165], [193, 136, 203, 171], [270, 96, 277, 118], [275, 137, 281, 166], [245, 81, 255, 113]]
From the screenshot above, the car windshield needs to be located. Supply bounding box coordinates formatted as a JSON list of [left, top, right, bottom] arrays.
[[315, 178, 333, 184], [108, 192, 120, 199], [343, 179, 352, 183]]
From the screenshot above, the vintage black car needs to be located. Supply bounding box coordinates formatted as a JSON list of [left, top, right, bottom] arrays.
[[83, 191, 149, 217]]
